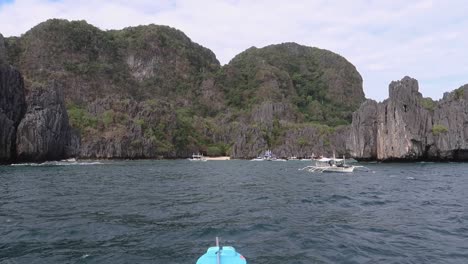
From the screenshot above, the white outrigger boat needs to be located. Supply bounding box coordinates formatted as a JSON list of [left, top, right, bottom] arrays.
[[300, 155, 360, 173], [188, 153, 207, 161]]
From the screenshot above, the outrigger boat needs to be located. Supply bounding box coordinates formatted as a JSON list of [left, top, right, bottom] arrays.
[[197, 237, 247, 264], [300, 154, 360, 173]]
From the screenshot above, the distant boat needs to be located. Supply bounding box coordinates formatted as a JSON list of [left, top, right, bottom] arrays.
[[251, 150, 273, 161], [188, 153, 207, 161], [197, 237, 247, 264], [250, 150, 287, 161], [205, 156, 231, 161], [272, 157, 287, 161], [251, 157, 264, 161]]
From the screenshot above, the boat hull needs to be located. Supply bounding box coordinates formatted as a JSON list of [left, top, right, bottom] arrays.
[[197, 246, 246, 264], [321, 166, 355, 173], [205, 156, 230, 161], [301, 165, 356, 173]]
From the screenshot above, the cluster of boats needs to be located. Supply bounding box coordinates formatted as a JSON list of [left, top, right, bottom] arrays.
[[189, 150, 363, 173]]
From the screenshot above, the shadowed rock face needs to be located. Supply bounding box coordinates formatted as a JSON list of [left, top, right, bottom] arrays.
[[348, 76, 468, 161], [16, 84, 79, 162], [0, 63, 26, 162], [430, 84, 468, 159], [1, 34, 78, 163], [347, 99, 379, 159], [0, 34, 6, 65]]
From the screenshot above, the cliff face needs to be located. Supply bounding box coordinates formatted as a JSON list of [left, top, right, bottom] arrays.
[[431, 85, 468, 159], [0, 33, 26, 162], [375, 77, 432, 160], [0, 64, 26, 161], [16, 84, 78, 161], [1, 32, 77, 163], [0, 34, 6, 64], [2, 19, 366, 160], [347, 100, 378, 159], [217, 43, 365, 158], [348, 76, 468, 161]]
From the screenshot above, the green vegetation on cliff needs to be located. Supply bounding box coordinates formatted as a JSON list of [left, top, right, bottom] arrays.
[[421, 97, 436, 111], [432, 124, 448, 135], [3, 19, 365, 158], [216, 43, 364, 126], [454, 87, 465, 100]]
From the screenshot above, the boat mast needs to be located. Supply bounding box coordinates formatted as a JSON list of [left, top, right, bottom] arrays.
[[216, 237, 221, 264]]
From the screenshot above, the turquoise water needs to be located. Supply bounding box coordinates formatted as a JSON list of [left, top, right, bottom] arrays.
[[1, 160, 467, 263]]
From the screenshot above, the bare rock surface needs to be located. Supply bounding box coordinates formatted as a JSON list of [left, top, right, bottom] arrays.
[[0, 34, 6, 65], [348, 76, 468, 161], [0, 64, 26, 162], [16, 84, 78, 161]]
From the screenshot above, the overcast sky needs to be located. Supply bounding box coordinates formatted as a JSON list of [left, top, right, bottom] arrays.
[[1, 0, 467, 101]]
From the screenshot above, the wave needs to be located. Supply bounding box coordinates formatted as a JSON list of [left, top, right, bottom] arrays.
[[10, 160, 103, 166]]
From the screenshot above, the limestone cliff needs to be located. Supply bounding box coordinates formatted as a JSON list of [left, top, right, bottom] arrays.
[[0, 33, 26, 162], [430, 85, 468, 159], [347, 100, 378, 159], [0, 34, 6, 64], [1, 32, 77, 163], [217, 43, 365, 158], [16, 84, 78, 161], [2, 19, 365, 160], [348, 77, 468, 161], [0, 65, 26, 162]]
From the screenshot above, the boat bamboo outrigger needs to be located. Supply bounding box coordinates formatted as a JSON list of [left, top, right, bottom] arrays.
[[197, 237, 247, 264], [300, 154, 361, 173]]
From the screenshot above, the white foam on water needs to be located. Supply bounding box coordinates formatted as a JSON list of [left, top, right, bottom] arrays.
[[10, 160, 103, 166]]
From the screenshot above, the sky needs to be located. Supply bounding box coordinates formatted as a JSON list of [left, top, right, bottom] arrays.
[[0, 0, 467, 101]]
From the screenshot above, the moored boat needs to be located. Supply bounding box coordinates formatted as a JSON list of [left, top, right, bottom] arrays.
[[188, 153, 207, 161], [251, 150, 273, 161]]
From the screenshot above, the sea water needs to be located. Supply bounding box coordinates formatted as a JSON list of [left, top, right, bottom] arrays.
[[1, 160, 467, 263]]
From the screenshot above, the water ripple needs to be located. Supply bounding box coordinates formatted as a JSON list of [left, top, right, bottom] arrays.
[[1, 161, 467, 263]]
